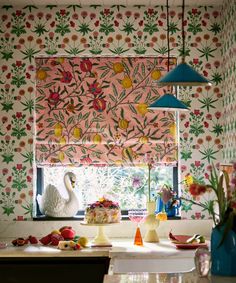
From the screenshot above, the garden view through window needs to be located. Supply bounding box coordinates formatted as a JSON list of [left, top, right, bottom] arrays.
[[35, 165, 178, 217]]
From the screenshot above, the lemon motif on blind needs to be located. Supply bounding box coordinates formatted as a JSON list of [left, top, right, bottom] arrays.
[[169, 123, 177, 142], [121, 76, 132, 89], [139, 136, 149, 144], [73, 127, 82, 139], [93, 134, 102, 144], [151, 69, 162, 80], [59, 136, 66, 145], [137, 103, 148, 116], [113, 62, 124, 73], [58, 152, 65, 161], [54, 123, 63, 137], [118, 119, 129, 130], [122, 147, 134, 160]]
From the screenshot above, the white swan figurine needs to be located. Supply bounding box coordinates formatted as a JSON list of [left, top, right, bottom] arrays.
[[37, 172, 79, 217]]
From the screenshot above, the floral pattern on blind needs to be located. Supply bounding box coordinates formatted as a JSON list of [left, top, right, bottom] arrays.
[[35, 56, 178, 166]]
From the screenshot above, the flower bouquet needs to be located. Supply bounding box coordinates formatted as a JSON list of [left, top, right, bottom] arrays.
[[183, 162, 236, 276], [183, 163, 236, 240]]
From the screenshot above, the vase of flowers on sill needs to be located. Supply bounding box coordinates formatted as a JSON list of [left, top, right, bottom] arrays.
[[183, 162, 236, 276], [156, 184, 181, 218], [143, 154, 159, 243]]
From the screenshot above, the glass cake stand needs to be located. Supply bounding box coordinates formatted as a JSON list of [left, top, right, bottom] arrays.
[[80, 222, 118, 247]]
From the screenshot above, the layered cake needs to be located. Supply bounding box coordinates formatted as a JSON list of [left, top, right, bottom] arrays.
[[84, 198, 121, 224]]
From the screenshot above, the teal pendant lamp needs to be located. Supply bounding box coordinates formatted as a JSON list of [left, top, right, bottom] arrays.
[[158, 0, 211, 87], [148, 0, 189, 111]]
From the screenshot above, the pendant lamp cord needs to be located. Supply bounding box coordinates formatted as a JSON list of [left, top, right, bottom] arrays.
[[182, 0, 185, 63], [167, 0, 170, 73]]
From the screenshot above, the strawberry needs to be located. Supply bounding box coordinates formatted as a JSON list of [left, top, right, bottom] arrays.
[[39, 234, 51, 245], [28, 235, 38, 244], [50, 233, 64, 246]]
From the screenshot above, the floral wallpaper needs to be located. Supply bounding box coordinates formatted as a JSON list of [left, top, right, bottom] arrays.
[[35, 56, 177, 166], [221, 0, 236, 163], [0, 4, 223, 220]]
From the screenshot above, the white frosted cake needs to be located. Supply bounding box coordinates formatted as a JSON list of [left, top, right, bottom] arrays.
[[84, 198, 121, 224]]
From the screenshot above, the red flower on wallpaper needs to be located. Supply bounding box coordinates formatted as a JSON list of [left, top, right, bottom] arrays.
[[89, 82, 102, 96], [48, 91, 60, 105], [93, 98, 106, 112], [80, 59, 92, 72], [60, 71, 72, 83]]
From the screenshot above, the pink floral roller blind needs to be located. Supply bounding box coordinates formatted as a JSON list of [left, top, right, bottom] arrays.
[[35, 56, 177, 166]]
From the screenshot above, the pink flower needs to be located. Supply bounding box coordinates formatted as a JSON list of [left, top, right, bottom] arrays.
[[161, 186, 173, 204], [16, 61, 22, 67], [16, 164, 23, 170], [16, 112, 22, 119], [195, 161, 201, 167], [60, 10, 66, 16]]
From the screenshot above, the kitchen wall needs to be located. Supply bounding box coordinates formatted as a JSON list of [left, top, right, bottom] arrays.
[[221, 0, 236, 163], [0, 4, 223, 222]]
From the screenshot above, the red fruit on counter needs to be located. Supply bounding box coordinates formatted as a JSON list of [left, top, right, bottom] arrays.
[[61, 228, 75, 240], [39, 234, 51, 245], [59, 226, 72, 232], [17, 238, 26, 246], [74, 243, 81, 250], [50, 233, 64, 246], [28, 235, 38, 244], [12, 239, 18, 246]]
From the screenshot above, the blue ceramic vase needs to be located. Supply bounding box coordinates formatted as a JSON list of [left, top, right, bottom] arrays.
[[211, 226, 236, 276], [156, 197, 181, 217]]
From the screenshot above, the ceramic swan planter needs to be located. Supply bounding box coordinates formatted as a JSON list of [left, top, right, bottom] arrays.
[[37, 172, 80, 217]]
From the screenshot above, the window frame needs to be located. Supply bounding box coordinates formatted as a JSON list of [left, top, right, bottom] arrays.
[[34, 166, 180, 221]]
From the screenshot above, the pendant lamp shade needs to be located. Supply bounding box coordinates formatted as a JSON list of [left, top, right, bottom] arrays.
[[148, 93, 189, 111], [158, 61, 212, 86], [158, 0, 211, 87]]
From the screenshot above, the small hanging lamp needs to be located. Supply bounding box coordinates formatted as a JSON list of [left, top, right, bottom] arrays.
[[158, 0, 211, 87], [148, 92, 188, 111], [148, 0, 189, 111]]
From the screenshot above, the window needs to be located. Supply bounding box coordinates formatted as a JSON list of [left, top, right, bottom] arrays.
[[35, 165, 179, 219]]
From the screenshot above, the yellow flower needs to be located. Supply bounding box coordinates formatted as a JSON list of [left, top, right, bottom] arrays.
[[118, 119, 129, 130], [151, 69, 161, 80], [184, 174, 194, 186], [113, 62, 124, 73], [36, 69, 47, 81], [136, 103, 148, 116], [54, 123, 62, 137], [121, 76, 132, 89], [73, 127, 82, 139], [156, 212, 168, 221], [93, 133, 102, 144]]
